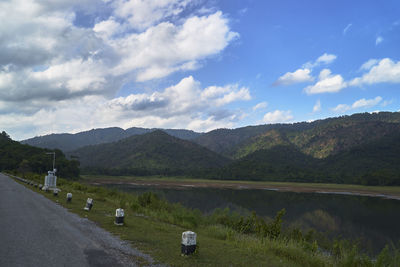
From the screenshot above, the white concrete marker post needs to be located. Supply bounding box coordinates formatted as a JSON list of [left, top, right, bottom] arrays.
[[115, 209, 124, 226], [53, 189, 59, 196], [84, 198, 93, 211], [66, 193, 72, 203], [181, 231, 197, 256]]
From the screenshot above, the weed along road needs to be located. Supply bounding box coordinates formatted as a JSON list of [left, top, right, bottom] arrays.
[[0, 173, 157, 267]]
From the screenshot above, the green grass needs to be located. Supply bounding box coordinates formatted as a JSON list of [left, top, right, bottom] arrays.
[[8, 172, 400, 267]]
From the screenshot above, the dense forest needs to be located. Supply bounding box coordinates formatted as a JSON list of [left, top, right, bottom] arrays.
[[69, 130, 229, 176], [217, 133, 400, 185], [14, 112, 400, 185], [0, 131, 79, 178]]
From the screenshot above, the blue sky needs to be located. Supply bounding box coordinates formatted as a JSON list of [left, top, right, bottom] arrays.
[[1, 0, 399, 140]]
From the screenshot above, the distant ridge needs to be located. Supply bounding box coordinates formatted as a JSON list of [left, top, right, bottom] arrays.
[[193, 111, 400, 157], [15, 111, 400, 185], [21, 127, 202, 152]]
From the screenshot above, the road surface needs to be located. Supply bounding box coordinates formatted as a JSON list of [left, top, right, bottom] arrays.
[[0, 173, 159, 267]]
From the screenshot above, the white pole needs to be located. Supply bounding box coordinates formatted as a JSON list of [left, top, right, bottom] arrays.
[[46, 152, 56, 172]]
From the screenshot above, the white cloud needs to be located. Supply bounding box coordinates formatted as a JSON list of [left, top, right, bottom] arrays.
[[332, 96, 383, 113], [312, 100, 321, 112], [381, 99, 393, 107], [316, 53, 337, 65], [263, 110, 293, 124], [0, 0, 242, 139], [0, 0, 238, 102], [302, 53, 337, 69], [252, 102, 268, 111], [376, 36, 383, 45], [214, 87, 251, 106], [274, 68, 313, 86], [112, 0, 191, 31], [109, 11, 239, 81], [93, 17, 124, 38], [2, 76, 251, 140], [332, 104, 350, 113], [304, 69, 347, 94], [350, 58, 400, 86], [0, 1, 240, 114], [275, 53, 337, 86], [351, 96, 382, 109], [343, 23, 352, 35], [360, 59, 379, 71]]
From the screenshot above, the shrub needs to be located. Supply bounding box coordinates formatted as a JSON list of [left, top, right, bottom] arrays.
[[72, 182, 87, 191], [138, 192, 160, 208]]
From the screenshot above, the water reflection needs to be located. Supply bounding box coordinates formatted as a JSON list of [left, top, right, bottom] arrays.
[[105, 184, 400, 253]]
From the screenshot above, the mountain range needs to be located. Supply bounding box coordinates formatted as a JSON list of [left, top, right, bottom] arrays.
[[22, 127, 201, 152], [20, 112, 400, 185]]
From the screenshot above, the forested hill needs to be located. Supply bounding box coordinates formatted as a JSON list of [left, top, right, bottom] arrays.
[[230, 117, 400, 159], [0, 131, 79, 178], [22, 127, 202, 152], [193, 112, 400, 157], [220, 131, 400, 185], [16, 112, 400, 185], [68, 130, 230, 176]]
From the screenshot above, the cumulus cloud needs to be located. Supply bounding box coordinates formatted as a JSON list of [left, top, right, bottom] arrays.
[[352, 96, 382, 109], [0, 0, 242, 139], [0, 0, 238, 105], [350, 58, 400, 86], [304, 69, 347, 94], [252, 102, 268, 111], [263, 110, 293, 124], [312, 100, 321, 112], [2, 76, 251, 140], [109, 11, 239, 81], [274, 53, 336, 86], [109, 76, 250, 116], [332, 96, 383, 113], [273, 68, 313, 86], [112, 0, 191, 31], [360, 59, 379, 71]]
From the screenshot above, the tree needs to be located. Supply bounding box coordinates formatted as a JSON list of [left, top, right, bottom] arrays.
[[1, 131, 10, 139], [18, 159, 31, 178]]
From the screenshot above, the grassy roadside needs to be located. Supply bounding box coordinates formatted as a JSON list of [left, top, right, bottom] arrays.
[[6, 172, 400, 267], [82, 174, 400, 199]]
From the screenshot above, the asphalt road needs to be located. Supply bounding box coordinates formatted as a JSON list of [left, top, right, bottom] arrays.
[[0, 173, 159, 267]]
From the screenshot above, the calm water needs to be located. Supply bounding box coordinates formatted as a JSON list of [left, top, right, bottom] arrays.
[[105, 184, 400, 253]]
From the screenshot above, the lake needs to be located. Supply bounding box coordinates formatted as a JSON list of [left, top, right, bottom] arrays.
[[104, 183, 400, 254]]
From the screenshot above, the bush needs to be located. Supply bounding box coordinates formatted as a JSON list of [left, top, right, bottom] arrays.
[[71, 182, 87, 191], [138, 192, 160, 208]]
